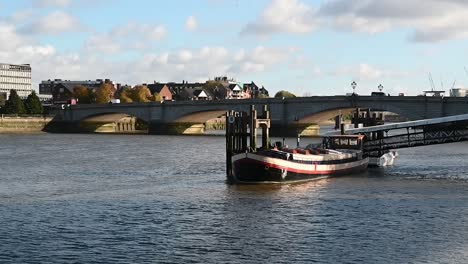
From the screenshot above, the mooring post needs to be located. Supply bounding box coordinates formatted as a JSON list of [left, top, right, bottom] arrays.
[[225, 111, 231, 178], [262, 105, 270, 149], [250, 105, 257, 151], [334, 114, 342, 130], [354, 108, 360, 128]]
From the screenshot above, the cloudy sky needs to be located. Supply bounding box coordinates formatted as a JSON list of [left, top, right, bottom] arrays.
[[1, 0, 468, 96]]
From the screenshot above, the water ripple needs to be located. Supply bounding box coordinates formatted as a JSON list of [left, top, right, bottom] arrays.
[[1, 134, 468, 263]]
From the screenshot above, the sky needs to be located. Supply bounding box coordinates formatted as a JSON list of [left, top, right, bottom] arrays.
[[1, 0, 468, 96]]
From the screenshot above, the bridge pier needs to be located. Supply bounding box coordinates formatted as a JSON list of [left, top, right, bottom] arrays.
[[43, 120, 83, 133], [77, 116, 138, 133], [149, 121, 205, 135]]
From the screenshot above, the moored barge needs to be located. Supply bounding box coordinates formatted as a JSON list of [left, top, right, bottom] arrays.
[[231, 135, 368, 183], [226, 106, 369, 184]]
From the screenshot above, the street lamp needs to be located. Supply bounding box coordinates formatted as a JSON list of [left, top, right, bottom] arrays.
[[351, 81, 357, 95], [378, 84, 383, 92]]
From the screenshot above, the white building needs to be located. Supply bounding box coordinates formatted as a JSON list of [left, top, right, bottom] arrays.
[[0, 63, 51, 103], [0, 63, 33, 99]]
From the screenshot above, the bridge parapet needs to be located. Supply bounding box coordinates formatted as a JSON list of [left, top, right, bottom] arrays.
[[53, 96, 468, 135]]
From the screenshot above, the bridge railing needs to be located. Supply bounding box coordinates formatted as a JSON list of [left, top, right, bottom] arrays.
[[364, 127, 468, 157]]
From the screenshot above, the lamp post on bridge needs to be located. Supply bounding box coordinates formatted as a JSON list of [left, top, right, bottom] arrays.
[[351, 81, 357, 95], [378, 84, 383, 92]]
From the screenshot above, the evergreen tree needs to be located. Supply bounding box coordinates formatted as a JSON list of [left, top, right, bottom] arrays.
[[0, 92, 6, 107], [24, 91, 43, 114], [274, 90, 296, 98], [4, 90, 26, 114]]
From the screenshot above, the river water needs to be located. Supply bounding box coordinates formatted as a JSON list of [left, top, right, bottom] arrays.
[[1, 133, 468, 263]]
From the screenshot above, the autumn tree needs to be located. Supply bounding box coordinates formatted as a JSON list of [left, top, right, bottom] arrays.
[[95, 83, 116, 104], [153, 92, 162, 102], [24, 91, 43, 114], [274, 90, 296, 98], [118, 86, 133, 103], [4, 90, 25, 114], [131, 85, 152, 103], [73, 85, 90, 104]]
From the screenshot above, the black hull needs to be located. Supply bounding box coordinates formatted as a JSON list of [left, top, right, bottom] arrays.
[[232, 157, 368, 184]]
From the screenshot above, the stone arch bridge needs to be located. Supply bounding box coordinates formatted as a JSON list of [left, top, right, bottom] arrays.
[[52, 96, 468, 136]]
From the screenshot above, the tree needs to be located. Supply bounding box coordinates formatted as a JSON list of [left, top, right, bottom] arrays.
[[204, 81, 225, 100], [118, 87, 133, 103], [4, 90, 25, 114], [274, 90, 296, 98], [131, 85, 151, 103], [95, 83, 115, 104], [88, 89, 97, 103], [153, 92, 162, 102], [203, 81, 223, 94], [73, 85, 90, 104], [24, 91, 43, 114], [0, 92, 6, 107]]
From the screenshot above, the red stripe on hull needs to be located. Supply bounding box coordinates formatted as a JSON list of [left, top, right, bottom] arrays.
[[234, 157, 367, 175]]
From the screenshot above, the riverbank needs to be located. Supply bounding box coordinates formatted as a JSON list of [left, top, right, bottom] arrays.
[[0, 115, 53, 133]]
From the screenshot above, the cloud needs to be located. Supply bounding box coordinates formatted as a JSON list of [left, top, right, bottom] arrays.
[[16, 45, 56, 56], [185, 16, 197, 31], [35, 0, 72, 7], [241, 0, 468, 42], [21, 11, 82, 35], [331, 63, 410, 81], [84, 35, 121, 54], [85, 22, 167, 54], [0, 23, 28, 51], [126, 45, 296, 84], [227, 46, 296, 74], [111, 22, 166, 41], [319, 0, 468, 42], [241, 0, 319, 36]]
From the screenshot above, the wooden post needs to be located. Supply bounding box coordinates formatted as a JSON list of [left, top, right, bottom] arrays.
[[226, 105, 271, 180], [334, 114, 342, 130], [250, 105, 257, 151], [262, 105, 270, 149], [354, 108, 360, 128], [225, 110, 235, 178]]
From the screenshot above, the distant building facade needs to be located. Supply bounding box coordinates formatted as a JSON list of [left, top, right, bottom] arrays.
[[144, 77, 269, 101], [243, 81, 269, 99], [147, 82, 173, 101], [40, 78, 115, 102], [0, 63, 32, 99]]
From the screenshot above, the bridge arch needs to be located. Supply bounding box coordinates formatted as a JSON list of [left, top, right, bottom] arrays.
[[79, 112, 148, 133]]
